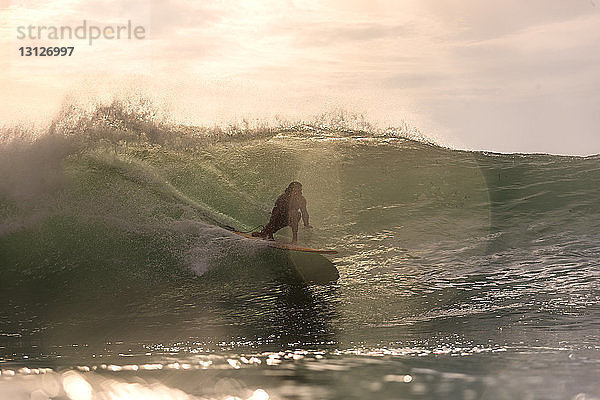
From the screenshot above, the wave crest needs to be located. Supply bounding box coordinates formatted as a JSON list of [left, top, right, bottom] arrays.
[[2, 95, 437, 149]]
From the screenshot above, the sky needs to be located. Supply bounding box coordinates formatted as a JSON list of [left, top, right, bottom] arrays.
[[1, 0, 599, 155]]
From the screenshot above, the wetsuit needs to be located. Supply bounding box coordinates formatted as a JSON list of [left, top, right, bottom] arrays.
[[258, 192, 309, 239]]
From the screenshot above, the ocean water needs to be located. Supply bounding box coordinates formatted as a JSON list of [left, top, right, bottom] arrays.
[[1, 104, 599, 400]]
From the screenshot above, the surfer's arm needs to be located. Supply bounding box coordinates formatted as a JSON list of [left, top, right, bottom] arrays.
[[300, 197, 310, 227]]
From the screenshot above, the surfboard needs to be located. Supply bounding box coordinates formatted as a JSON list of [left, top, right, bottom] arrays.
[[232, 231, 338, 254]]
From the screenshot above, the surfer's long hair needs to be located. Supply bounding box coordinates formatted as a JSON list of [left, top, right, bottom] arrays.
[[285, 181, 302, 195]]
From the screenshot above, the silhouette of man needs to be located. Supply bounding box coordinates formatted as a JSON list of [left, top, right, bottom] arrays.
[[253, 181, 311, 243]]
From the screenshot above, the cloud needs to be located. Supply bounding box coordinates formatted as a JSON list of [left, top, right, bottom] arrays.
[[289, 22, 411, 46], [3, 0, 600, 154], [419, 0, 598, 41]]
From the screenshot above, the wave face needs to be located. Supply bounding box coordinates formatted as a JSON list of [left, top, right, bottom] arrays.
[[1, 102, 599, 400]]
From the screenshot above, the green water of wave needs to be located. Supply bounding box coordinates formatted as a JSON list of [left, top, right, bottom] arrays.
[[4, 131, 597, 282]]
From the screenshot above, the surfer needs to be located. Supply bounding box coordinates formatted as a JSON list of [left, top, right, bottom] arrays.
[[252, 181, 311, 243]]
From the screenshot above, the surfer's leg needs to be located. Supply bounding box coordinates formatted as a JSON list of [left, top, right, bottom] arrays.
[[253, 212, 279, 237], [255, 215, 285, 240], [263, 223, 284, 240]]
